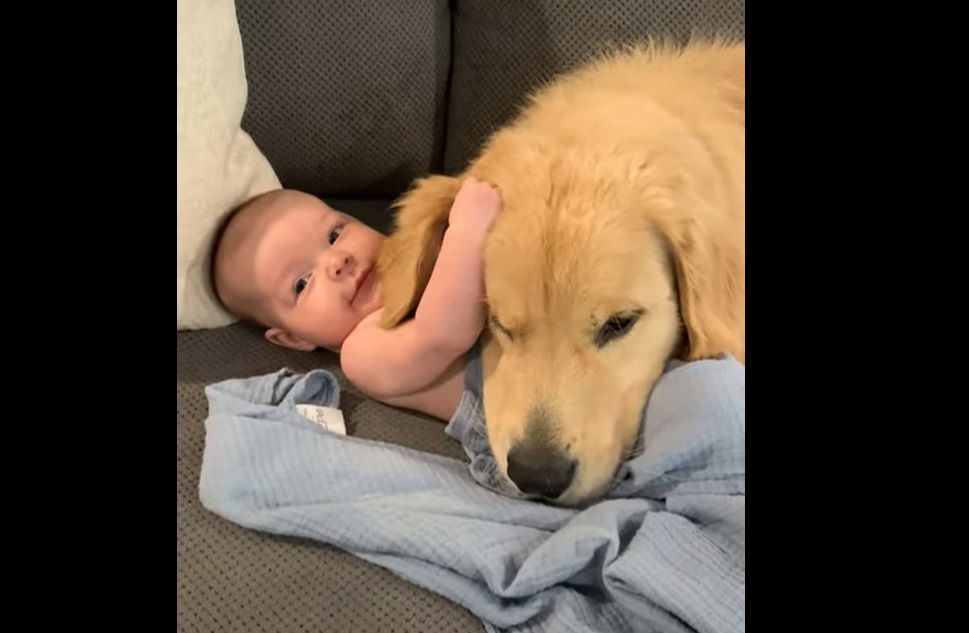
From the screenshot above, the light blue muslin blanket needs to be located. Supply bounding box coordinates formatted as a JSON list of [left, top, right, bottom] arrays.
[[199, 346, 745, 633]]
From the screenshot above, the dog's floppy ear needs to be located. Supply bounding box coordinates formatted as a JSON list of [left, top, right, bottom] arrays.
[[656, 207, 745, 364], [377, 175, 462, 328]]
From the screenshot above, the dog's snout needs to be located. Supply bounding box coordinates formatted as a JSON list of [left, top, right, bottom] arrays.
[[506, 442, 576, 499]]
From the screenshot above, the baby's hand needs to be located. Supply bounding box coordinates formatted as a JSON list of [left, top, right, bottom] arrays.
[[448, 177, 502, 237]]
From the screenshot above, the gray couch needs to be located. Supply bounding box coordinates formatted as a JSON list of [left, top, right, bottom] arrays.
[[176, 1, 745, 631]]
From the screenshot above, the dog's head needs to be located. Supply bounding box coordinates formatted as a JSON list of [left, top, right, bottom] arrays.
[[378, 145, 743, 505]]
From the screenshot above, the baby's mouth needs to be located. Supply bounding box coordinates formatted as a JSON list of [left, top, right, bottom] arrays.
[[351, 266, 373, 304]]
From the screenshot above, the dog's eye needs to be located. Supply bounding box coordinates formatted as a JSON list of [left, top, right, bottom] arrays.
[[490, 315, 514, 340], [595, 311, 642, 348]]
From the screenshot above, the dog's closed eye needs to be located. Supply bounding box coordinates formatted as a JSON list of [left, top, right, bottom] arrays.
[[594, 310, 644, 348], [490, 315, 515, 340]]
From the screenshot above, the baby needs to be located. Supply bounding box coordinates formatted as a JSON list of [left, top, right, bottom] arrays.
[[211, 178, 501, 421]]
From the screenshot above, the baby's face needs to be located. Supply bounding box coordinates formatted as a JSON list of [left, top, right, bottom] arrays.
[[224, 192, 385, 351]]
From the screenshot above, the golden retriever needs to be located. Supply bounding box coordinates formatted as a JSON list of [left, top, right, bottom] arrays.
[[377, 38, 745, 505]]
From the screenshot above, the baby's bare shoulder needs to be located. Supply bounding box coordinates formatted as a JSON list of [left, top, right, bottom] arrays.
[[340, 311, 418, 396], [341, 311, 384, 359]]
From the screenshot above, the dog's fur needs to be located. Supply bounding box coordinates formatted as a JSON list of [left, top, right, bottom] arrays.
[[378, 39, 745, 505]]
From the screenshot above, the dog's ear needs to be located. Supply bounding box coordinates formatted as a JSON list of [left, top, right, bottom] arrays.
[[656, 205, 745, 364], [377, 175, 462, 328]]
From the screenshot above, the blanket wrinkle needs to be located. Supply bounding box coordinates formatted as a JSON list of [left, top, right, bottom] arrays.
[[199, 348, 745, 633]]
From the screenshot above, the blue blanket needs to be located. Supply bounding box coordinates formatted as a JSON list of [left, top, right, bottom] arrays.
[[199, 349, 745, 633]]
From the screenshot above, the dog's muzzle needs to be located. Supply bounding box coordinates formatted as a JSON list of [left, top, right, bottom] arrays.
[[506, 407, 576, 499]]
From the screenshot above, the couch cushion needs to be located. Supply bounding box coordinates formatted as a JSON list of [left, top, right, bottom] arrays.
[[444, 0, 746, 174], [176, 0, 280, 330], [325, 197, 397, 234], [177, 323, 477, 632], [235, 0, 452, 200]]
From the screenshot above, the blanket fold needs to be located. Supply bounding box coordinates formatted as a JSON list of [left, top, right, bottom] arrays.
[[199, 352, 745, 633]]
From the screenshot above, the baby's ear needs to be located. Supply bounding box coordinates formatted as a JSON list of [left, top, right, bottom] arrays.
[[377, 175, 462, 328], [265, 327, 317, 352]]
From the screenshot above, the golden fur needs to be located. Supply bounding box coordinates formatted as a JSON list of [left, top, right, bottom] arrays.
[[378, 39, 745, 505]]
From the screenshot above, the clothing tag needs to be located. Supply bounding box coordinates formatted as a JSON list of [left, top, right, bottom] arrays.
[[295, 404, 346, 435]]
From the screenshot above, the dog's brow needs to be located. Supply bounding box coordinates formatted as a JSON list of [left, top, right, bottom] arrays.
[[590, 306, 646, 325]]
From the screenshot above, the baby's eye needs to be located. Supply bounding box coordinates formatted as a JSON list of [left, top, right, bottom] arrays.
[[327, 225, 344, 245], [293, 275, 310, 296]]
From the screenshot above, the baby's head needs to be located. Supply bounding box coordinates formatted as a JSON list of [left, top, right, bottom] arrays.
[[211, 189, 385, 352]]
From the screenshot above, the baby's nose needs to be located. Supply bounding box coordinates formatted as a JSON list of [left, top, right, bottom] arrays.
[[327, 252, 353, 279]]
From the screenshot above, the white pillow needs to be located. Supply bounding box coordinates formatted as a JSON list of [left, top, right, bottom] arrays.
[[177, 0, 280, 330]]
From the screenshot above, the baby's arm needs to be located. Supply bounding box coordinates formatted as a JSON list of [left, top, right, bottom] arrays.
[[341, 177, 501, 399]]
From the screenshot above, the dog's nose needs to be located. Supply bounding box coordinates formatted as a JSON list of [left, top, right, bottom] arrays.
[[506, 442, 576, 499]]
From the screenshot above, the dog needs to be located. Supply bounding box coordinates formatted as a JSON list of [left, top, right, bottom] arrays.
[[377, 38, 745, 505]]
